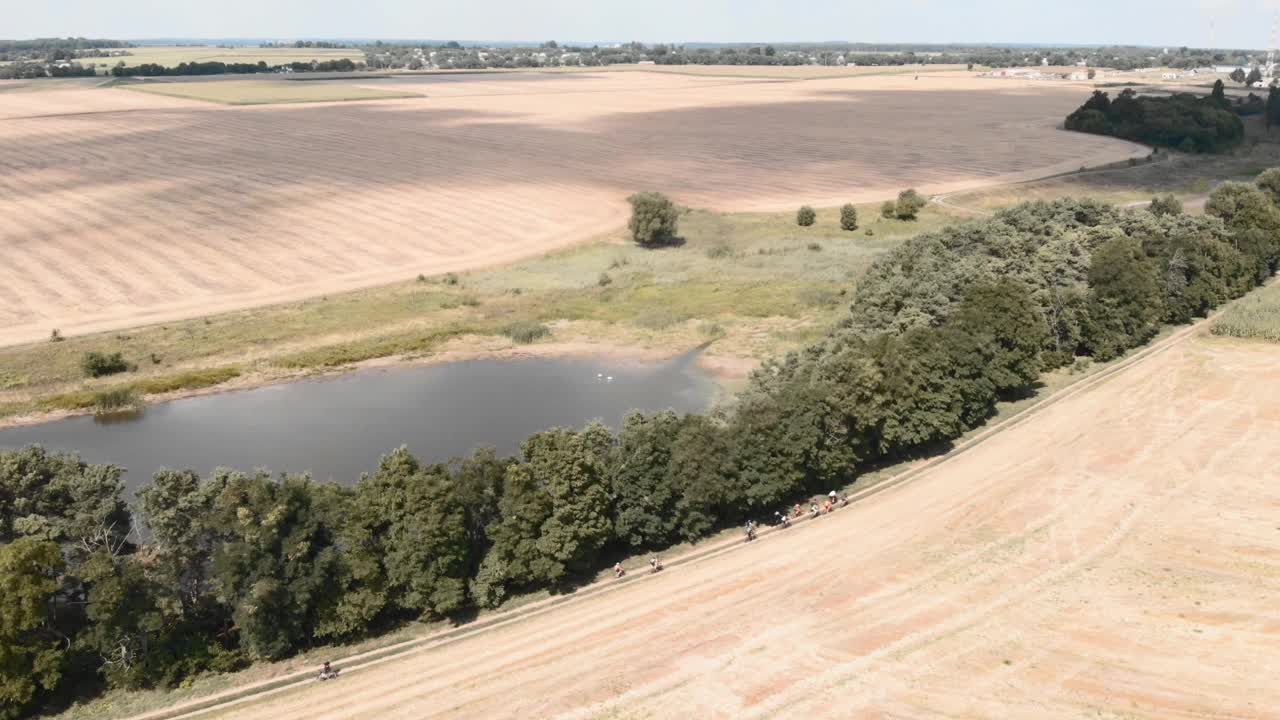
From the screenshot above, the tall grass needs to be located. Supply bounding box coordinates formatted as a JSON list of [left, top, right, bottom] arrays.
[[501, 321, 551, 344], [1211, 282, 1280, 342], [92, 386, 141, 414]]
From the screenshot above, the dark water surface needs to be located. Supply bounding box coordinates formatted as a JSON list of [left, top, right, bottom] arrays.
[[0, 354, 714, 493]]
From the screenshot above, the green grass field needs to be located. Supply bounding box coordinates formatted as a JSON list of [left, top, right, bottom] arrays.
[[1211, 280, 1280, 342], [0, 202, 961, 421], [76, 45, 365, 69], [124, 79, 420, 105]]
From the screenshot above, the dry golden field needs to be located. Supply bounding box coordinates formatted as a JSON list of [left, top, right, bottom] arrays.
[[145, 328, 1280, 720], [0, 71, 1144, 346]]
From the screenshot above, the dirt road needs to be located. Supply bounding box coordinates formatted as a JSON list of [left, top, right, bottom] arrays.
[[188, 332, 1280, 719]]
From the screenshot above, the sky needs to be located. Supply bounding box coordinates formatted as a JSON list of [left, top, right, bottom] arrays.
[[5, 0, 1277, 49]]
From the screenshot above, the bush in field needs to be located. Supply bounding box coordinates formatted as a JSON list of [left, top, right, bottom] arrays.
[[839, 203, 858, 231], [1148, 194, 1182, 216], [895, 189, 927, 220], [502, 321, 551, 344], [796, 206, 816, 227], [880, 200, 897, 219], [626, 192, 679, 247], [80, 351, 131, 378]]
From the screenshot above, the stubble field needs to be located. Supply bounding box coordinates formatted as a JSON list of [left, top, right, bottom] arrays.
[[184, 329, 1280, 720], [0, 71, 1144, 346]]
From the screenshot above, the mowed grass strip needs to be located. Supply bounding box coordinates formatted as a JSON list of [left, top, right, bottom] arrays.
[[125, 79, 423, 105], [1211, 280, 1280, 341]]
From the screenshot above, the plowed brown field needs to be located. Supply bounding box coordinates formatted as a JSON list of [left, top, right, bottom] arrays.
[[189, 332, 1280, 719], [0, 72, 1144, 346]]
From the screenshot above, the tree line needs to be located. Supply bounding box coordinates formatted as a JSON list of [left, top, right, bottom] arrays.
[[1065, 87, 1245, 153], [4, 175, 1280, 718], [109, 58, 359, 77]]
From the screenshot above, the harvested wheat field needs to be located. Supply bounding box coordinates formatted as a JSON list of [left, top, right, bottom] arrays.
[[174, 330, 1278, 720], [0, 71, 1144, 346]]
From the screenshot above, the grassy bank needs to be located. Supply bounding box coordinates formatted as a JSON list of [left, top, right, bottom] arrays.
[[0, 202, 959, 425]]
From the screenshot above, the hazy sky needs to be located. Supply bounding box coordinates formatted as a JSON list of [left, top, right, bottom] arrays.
[[7, 0, 1277, 49]]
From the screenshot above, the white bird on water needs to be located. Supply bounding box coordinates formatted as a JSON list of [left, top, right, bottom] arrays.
[[606, 376, 613, 382]]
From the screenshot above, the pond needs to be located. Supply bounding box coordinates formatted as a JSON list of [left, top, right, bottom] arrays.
[[0, 353, 716, 493]]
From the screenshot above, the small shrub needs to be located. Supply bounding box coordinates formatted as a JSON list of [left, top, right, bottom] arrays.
[[444, 272, 459, 285], [49, 328, 64, 343], [839, 203, 858, 231], [416, 273, 427, 283], [150, 353, 163, 365], [895, 189, 927, 220], [880, 200, 897, 219], [81, 351, 132, 378], [806, 242, 822, 252], [798, 287, 840, 308], [598, 272, 613, 287], [634, 308, 687, 330], [459, 295, 481, 307], [93, 386, 140, 414], [502, 321, 551, 344], [865, 227, 875, 236], [705, 243, 733, 259], [608, 254, 630, 269], [510, 287, 523, 295], [699, 321, 725, 339], [1069, 357, 1093, 375], [796, 206, 816, 227], [1149, 194, 1183, 217], [627, 191, 679, 247]]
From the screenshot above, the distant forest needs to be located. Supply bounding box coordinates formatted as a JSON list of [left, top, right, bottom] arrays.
[[1, 36, 1270, 80]]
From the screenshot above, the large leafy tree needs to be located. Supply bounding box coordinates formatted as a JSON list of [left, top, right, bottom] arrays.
[[0, 538, 66, 720], [1084, 235, 1165, 360], [1206, 181, 1280, 281], [355, 447, 469, 619], [209, 471, 345, 660], [950, 279, 1047, 397], [610, 411, 683, 549], [626, 192, 679, 247]]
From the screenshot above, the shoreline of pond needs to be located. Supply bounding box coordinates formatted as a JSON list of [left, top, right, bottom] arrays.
[[0, 340, 756, 432]]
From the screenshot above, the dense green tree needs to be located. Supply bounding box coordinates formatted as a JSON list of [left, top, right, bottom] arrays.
[[1149, 194, 1183, 217], [0, 538, 66, 720], [1255, 168, 1280, 207], [1205, 181, 1280, 281], [880, 200, 896, 219], [1247, 67, 1263, 86], [950, 279, 1048, 396], [1084, 235, 1164, 360], [354, 447, 469, 618], [626, 192, 679, 247], [895, 189, 927, 220], [796, 205, 816, 227], [610, 411, 682, 548], [77, 550, 163, 689], [1230, 67, 1247, 84], [472, 425, 612, 605], [209, 471, 345, 660], [840, 203, 858, 231], [139, 469, 221, 615], [1066, 88, 1243, 152], [1212, 78, 1227, 105]]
